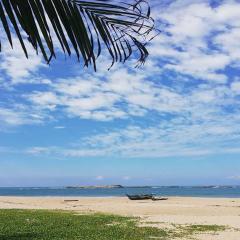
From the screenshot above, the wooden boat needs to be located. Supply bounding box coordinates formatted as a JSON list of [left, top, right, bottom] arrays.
[[126, 194, 153, 200]]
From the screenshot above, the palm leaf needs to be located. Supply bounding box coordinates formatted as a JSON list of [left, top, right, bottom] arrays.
[[0, 0, 155, 69]]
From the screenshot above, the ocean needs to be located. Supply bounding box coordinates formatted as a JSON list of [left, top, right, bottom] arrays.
[[0, 186, 240, 198]]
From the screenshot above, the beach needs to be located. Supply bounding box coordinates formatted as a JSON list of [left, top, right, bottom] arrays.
[[0, 196, 240, 239]]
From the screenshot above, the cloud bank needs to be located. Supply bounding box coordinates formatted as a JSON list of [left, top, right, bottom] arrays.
[[0, 0, 240, 158]]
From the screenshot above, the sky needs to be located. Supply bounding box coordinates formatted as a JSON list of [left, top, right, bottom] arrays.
[[0, 0, 240, 187]]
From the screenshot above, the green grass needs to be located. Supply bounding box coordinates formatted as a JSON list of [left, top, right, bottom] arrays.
[[0, 209, 226, 240], [170, 224, 227, 239]]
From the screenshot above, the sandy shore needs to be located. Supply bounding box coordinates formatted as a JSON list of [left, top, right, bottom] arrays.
[[0, 196, 240, 239]]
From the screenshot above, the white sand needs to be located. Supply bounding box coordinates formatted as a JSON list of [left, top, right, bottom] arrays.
[[0, 196, 240, 239]]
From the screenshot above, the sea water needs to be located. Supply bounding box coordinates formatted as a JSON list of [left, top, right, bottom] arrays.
[[0, 186, 240, 197]]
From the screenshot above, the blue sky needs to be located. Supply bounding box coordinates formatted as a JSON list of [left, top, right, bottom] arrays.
[[1, 0, 240, 187]]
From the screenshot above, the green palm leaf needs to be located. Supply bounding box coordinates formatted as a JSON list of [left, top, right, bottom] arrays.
[[0, 0, 155, 69]]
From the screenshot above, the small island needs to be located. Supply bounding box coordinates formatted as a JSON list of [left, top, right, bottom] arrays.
[[65, 185, 124, 189]]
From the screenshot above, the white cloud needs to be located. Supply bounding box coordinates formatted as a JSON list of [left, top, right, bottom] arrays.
[[23, 65, 189, 122], [26, 147, 50, 155], [149, 0, 240, 82], [96, 176, 104, 181], [0, 106, 44, 126], [62, 148, 110, 157], [25, 109, 240, 158], [123, 176, 131, 181], [74, 114, 240, 158], [228, 176, 240, 180], [23, 62, 240, 127], [54, 126, 65, 129], [0, 37, 45, 84], [28, 92, 58, 110], [231, 80, 240, 94]]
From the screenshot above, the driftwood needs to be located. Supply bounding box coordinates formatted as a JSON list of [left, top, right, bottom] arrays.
[[64, 200, 79, 202]]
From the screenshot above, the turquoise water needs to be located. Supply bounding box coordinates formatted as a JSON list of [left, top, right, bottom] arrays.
[[0, 186, 240, 198]]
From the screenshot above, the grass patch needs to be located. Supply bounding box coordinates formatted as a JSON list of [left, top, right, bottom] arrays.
[[182, 224, 226, 233], [0, 209, 226, 240], [0, 209, 168, 240], [170, 224, 227, 239]]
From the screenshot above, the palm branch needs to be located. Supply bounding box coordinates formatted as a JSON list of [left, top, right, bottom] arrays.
[[0, 0, 155, 69]]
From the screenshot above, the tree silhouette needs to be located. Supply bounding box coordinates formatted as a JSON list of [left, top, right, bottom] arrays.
[[0, 0, 155, 69]]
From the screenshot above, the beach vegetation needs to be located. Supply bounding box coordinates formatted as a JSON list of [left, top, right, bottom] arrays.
[[0, 209, 226, 240]]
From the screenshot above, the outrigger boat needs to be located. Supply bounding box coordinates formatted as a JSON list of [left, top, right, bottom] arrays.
[[152, 196, 168, 201], [126, 194, 153, 200], [126, 194, 168, 201]]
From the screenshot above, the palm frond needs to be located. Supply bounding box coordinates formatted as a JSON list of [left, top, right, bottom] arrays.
[[0, 0, 155, 69]]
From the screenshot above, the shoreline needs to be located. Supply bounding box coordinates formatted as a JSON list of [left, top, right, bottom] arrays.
[[0, 195, 240, 198]]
